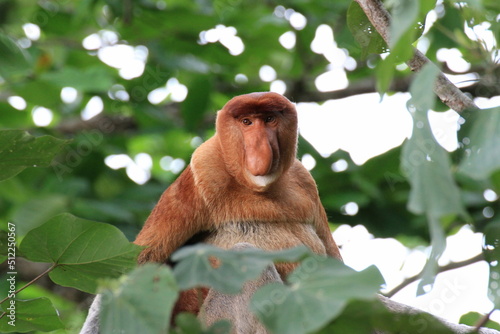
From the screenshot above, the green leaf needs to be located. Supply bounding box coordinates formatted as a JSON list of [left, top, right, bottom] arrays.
[[174, 313, 232, 334], [389, 0, 419, 49], [458, 107, 500, 180], [11, 195, 68, 237], [172, 244, 312, 294], [0, 130, 70, 181], [19, 213, 141, 293], [403, 80, 465, 220], [459, 311, 500, 330], [250, 258, 384, 334], [100, 264, 178, 334], [12, 80, 62, 109], [402, 65, 466, 293], [41, 66, 115, 92], [0, 298, 64, 333], [347, 2, 387, 58], [401, 109, 463, 292], [180, 75, 212, 131], [375, 52, 397, 94], [0, 33, 31, 79], [409, 62, 440, 112]]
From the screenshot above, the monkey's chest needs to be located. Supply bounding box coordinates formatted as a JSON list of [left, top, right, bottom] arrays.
[[209, 185, 317, 225], [202, 221, 326, 278], [203, 221, 326, 255]]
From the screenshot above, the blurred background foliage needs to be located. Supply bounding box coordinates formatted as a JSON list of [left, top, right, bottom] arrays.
[[0, 0, 499, 330]]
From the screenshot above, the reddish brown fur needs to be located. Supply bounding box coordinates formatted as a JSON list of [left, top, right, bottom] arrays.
[[134, 92, 341, 317]]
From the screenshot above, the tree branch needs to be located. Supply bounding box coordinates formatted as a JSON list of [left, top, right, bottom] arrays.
[[353, 0, 479, 113], [384, 253, 485, 298]]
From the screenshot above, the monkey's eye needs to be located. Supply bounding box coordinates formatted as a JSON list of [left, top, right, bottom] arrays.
[[241, 118, 252, 125], [265, 116, 276, 123]]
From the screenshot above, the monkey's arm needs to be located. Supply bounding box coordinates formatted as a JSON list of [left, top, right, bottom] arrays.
[[316, 205, 342, 260], [134, 165, 208, 264], [292, 161, 342, 261]]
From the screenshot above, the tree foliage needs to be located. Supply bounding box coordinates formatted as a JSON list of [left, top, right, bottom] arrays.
[[0, 0, 500, 333]]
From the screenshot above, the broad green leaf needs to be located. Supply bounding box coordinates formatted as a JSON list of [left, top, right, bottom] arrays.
[[347, 2, 387, 58], [41, 66, 114, 92], [0, 298, 64, 333], [458, 107, 500, 180], [250, 258, 384, 334], [100, 264, 178, 334], [0, 130, 70, 181], [483, 221, 500, 308], [19, 213, 141, 293], [172, 244, 312, 294], [0, 33, 31, 79]]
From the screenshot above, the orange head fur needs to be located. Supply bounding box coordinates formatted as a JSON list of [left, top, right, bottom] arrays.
[[215, 92, 298, 191]]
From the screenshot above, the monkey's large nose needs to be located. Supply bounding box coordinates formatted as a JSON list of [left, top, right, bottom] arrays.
[[245, 135, 273, 176]]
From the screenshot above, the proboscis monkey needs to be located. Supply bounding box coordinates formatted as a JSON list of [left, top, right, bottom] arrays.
[[134, 91, 342, 316]]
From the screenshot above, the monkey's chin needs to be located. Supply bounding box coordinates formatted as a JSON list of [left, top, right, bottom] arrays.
[[246, 172, 278, 190]]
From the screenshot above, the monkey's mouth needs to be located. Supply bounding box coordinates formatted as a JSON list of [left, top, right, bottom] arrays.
[[246, 171, 279, 188]]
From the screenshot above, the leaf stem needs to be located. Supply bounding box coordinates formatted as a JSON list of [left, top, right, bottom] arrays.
[[475, 308, 495, 331], [384, 253, 484, 297], [0, 263, 57, 305]]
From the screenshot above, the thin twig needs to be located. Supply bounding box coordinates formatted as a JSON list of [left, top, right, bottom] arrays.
[[0, 264, 57, 305], [384, 253, 485, 298], [353, 0, 479, 113], [475, 308, 496, 331]]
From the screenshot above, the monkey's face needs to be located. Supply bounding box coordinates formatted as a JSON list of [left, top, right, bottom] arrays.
[[237, 111, 281, 187], [216, 92, 298, 191]]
